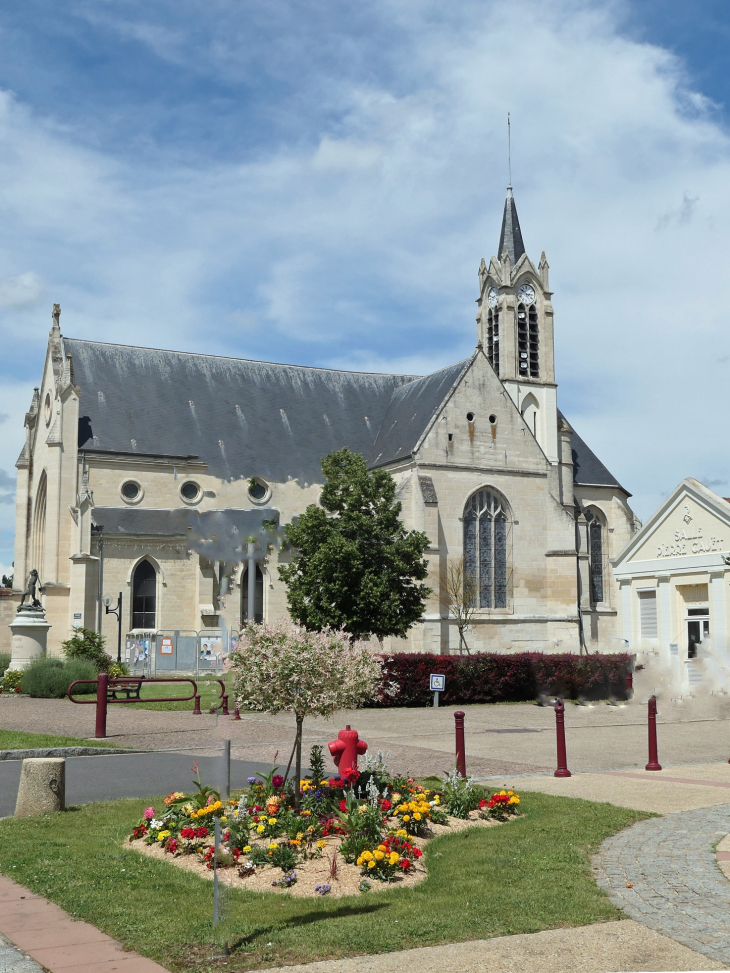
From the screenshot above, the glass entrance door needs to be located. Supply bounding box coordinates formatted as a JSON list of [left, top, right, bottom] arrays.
[[686, 607, 710, 659]]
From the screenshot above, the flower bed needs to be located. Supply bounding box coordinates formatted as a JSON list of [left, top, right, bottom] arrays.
[[127, 755, 522, 898]]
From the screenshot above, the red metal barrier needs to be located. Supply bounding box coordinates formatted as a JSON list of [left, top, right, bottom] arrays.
[[454, 710, 466, 778], [554, 699, 571, 778], [68, 676, 198, 739], [646, 695, 662, 770]]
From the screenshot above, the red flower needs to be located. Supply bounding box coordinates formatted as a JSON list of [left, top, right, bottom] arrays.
[[380, 799, 392, 812], [272, 774, 285, 788], [165, 838, 178, 854], [339, 799, 348, 812], [400, 859, 412, 870], [478, 798, 488, 809], [413, 848, 423, 858]]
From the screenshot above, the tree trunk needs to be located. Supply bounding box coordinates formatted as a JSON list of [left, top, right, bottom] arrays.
[[293, 714, 304, 809]]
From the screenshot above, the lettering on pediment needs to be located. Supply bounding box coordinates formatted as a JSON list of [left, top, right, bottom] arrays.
[[629, 495, 730, 563]]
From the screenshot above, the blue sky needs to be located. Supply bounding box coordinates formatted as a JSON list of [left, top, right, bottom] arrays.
[[1, 0, 730, 574]]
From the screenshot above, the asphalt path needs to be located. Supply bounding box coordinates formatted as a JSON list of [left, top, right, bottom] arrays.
[[0, 752, 272, 818]]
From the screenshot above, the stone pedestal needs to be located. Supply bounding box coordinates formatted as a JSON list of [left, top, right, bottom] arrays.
[[15, 758, 66, 816], [9, 607, 51, 671]]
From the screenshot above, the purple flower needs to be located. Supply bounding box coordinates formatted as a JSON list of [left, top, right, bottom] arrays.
[[247, 776, 257, 784], [314, 883, 331, 895]]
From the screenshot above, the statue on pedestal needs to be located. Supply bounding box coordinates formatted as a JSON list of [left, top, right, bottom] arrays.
[[18, 569, 44, 612]]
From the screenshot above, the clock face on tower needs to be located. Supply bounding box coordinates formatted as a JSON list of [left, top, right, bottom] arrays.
[[487, 286, 498, 308], [517, 282, 536, 305]]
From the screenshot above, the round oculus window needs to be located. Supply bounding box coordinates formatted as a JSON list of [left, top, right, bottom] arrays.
[[489, 414, 497, 424], [466, 412, 475, 422], [180, 481, 200, 502], [248, 479, 267, 501], [121, 480, 140, 501]]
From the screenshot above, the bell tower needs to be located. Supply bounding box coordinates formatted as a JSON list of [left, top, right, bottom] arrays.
[[476, 186, 558, 463]]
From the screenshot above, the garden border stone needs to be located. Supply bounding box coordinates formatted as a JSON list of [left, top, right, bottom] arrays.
[[0, 747, 139, 760]]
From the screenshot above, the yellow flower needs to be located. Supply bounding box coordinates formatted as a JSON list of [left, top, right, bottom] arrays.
[[268, 818, 277, 825], [361, 851, 373, 861], [243, 845, 252, 853], [290, 839, 301, 846], [403, 815, 411, 823], [320, 780, 329, 786], [317, 840, 326, 849], [377, 844, 387, 852], [256, 825, 265, 834], [414, 812, 422, 821], [358, 805, 367, 814], [374, 850, 385, 861], [389, 853, 399, 865], [300, 810, 311, 817], [500, 790, 507, 796], [296, 832, 304, 840], [269, 842, 278, 849], [424, 789, 431, 796], [368, 860, 376, 869], [508, 790, 514, 796], [157, 830, 170, 841], [434, 795, 440, 804], [356, 856, 364, 866]]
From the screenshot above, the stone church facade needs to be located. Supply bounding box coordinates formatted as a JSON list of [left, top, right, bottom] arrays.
[[11, 190, 638, 657]]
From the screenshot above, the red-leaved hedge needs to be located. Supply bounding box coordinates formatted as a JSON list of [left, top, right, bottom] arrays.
[[368, 652, 632, 707]]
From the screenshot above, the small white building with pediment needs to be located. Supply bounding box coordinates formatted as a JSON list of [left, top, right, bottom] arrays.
[[613, 478, 730, 694]]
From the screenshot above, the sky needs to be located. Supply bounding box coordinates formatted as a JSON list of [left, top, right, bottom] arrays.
[[0, 0, 729, 576]]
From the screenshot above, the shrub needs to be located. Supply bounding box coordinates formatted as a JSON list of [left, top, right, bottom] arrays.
[[367, 651, 632, 707], [21, 657, 97, 699], [1, 669, 23, 693], [62, 627, 112, 673], [0, 652, 11, 677]]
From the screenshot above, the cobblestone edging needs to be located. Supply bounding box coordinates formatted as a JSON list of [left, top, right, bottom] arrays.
[[0, 931, 45, 972], [0, 746, 139, 760], [593, 804, 730, 966]]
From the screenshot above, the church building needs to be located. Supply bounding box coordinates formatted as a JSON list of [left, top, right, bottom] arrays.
[[12, 190, 639, 658]]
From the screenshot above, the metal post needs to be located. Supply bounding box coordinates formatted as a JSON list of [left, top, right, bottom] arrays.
[[213, 818, 220, 927], [193, 694, 201, 715], [247, 541, 256, 621], [221, 694, 229, 716], [554, 699, 571, 777], [95, 673, 109, 739], [116, 592, 122, 664], [433, 690, 440, 708], [222, 739, 231, 801], [233, 705, 241, 721], [646, 696, 662, 770], [454, 710, 466, 777]]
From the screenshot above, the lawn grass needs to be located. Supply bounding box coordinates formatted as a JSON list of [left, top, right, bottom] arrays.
[[126, 675, 232, 712], [0, 791, 651, 972], [0, 729, 119, 750]]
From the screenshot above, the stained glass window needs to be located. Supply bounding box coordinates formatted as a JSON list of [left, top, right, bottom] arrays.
[[584, 509, 604, 604], [463, 489, 511, 609], [132, 560, 157, 629]]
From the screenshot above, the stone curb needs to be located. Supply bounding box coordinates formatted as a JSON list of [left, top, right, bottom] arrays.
[[0, 747, 139, 760]]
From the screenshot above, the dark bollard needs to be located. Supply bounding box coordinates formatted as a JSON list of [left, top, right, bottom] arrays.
[[554, 699, 571, 778], [233, 705, 241, 721], [646, 696, 662, 770], [221, 695, 230, 716], [454, 710, 466, 778], [95, 673, 109, 739], [626, 672, 633, 693], [193, 694, 201, 715]]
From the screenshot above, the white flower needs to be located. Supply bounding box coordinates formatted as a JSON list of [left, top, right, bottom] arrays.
[[150, 819, 163, 829]]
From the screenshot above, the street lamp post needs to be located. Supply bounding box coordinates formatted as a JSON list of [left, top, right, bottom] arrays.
[[104, 592, 123, 665]]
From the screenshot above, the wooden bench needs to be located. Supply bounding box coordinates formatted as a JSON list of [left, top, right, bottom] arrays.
[[107, 677, 144, 701]]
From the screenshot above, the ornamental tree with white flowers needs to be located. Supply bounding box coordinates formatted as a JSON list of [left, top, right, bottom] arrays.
[[230, 621, 389, 802]]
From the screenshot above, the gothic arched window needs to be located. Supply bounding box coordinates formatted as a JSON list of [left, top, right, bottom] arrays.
[[584, 508, 605, 605], [31, 471, 47, 579], [132, 559, 157, 629], [487, 308, 499, 374], [463, 488, 511, 609], [241, 565, 264, 623], [517, 302, 539, 378]]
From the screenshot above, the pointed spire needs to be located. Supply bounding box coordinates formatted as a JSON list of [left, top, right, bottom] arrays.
[[498, 187, 525, 267]]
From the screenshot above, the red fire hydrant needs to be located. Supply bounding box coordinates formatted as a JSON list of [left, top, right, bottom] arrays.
[[328, 725, 368, 774]]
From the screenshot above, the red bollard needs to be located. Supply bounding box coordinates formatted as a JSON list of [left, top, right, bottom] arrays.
[[646, 696, 662, 770], [626, 672, 633, 693], [95, 672, 109, 739], [193, 694, 201, 715], [454, 710, 466, 778], [221, 695, 229, 716], [554, 699, 571, 778], [233, 705, 241, 721]]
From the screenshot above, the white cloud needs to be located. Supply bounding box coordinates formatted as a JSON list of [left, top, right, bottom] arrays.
[[0, 0, 730, 523], [0, 272, 45, 308]]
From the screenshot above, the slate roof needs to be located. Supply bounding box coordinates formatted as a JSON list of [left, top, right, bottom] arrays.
[[558, 410, 628, 494], [64, 337, 626, 496], [498, 189, 526, 265]]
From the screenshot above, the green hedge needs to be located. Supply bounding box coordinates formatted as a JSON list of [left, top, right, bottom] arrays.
[[21, 657, 98, 699], [369, 651, 632, 707]]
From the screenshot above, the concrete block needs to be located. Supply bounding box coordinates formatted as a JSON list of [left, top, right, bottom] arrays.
[[14, 758, 65, 817]]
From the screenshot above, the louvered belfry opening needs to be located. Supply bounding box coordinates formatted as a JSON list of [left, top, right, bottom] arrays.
[[132, 559, 157, 629], [487, 308, 500, 374], [463, 489, 511, 609], [517, 303, 539, 378]]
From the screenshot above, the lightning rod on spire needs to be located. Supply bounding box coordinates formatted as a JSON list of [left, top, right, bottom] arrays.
[[507, 112, 512, 190]]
